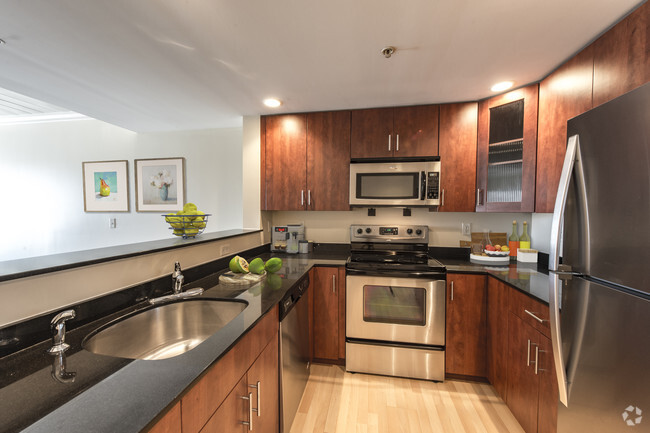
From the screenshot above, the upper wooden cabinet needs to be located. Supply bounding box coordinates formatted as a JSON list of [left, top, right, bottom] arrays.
[[476, 84, 538, 212], [351, 105, 439, 158], [536, 47, 594, 213], [262, 111, 350, 211], [438, 102, 478, 212]]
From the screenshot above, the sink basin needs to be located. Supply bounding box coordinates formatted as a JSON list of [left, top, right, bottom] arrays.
[[83, 299, 247, 360]]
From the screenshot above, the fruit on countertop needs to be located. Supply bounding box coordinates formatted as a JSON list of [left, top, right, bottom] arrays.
[[494, 244, 501, 250], [264, 257, 283, 273], [229, 256, 249, 273], [501, 246, 510, 252], [192, 211, 206, 228], [485, 245, 496, 251], [249, 258, 265, 275], [99, 178, 110, 196]]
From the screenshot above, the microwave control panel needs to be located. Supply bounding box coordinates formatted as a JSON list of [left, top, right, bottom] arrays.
[[427, 172, 439, 200]]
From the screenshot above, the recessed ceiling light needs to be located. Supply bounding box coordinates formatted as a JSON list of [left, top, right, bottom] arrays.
[[491, 81, 514, 92], [263, 98, 282, 108]]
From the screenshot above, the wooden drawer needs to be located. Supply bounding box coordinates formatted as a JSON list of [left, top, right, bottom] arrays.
[[508, 287, 550, 338]]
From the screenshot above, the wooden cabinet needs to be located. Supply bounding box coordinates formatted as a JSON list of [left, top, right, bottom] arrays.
[[487, 277, 509, 399], [536, 47, 594, 213], [200, 338, 279, 433], [262, 111, 350, 211], [351, 105, 439, 158], [311, 266, 346, 363], [445, 273, 487, 378], [476, 84, 538, 212], [592, 2, 650, 108], [438, 102, 478, 212], [147, 402, 181, 433], [181, 306, 279, 433]]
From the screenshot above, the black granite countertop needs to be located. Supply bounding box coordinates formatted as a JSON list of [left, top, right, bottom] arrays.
[[0, 245, 550, 432]]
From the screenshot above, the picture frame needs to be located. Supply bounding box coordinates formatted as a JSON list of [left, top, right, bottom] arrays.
[[134, 157, 185, 212], [82, 160, 129, 212]]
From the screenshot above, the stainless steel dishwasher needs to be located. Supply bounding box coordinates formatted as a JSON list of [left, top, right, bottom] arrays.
[[279, 274, 310, 433]]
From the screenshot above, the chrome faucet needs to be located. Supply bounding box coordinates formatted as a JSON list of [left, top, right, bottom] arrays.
[[149, 262, 204, 305], [48, 309, 75, 354], [172, 261, 184, 294]]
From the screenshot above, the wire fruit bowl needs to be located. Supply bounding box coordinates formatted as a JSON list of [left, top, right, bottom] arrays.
[[163, 213, 211, 238]]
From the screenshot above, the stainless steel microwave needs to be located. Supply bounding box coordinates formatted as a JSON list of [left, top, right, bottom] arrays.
[[349, 158, 441, 207]]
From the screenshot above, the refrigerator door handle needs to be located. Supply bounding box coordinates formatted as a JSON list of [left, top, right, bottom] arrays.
[[550, 273, 569, 406]]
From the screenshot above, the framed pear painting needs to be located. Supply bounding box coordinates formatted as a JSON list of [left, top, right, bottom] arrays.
[[82, 160, 130, 212]]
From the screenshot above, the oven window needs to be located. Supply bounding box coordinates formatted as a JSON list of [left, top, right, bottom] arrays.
[[362, 285, 426, 326], [356, 173, 419, 199]]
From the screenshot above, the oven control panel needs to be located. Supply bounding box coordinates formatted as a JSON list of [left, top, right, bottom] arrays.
[[350, 224, 428, 243]]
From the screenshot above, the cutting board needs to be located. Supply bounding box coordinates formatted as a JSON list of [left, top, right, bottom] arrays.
[[219, 271, 266, 285], [471, 232, 507, 247]]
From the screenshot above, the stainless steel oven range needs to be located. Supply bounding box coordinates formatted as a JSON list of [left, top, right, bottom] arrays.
[[345, 224, 446, 381]]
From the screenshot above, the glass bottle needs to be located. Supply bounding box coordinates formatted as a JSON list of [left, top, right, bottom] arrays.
[[481, 229, 492, 251], [508, 220, 519, 258], [520, 221, 531, 250]]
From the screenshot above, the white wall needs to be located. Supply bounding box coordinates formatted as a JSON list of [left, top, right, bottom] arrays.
[[0, 119, 243, 261], [242, 116, 261, 230]]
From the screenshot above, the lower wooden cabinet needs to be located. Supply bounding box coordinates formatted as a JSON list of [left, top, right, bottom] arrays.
[[311, 266, 346, 363], [147, 402, 181, 433], [487, 277, 509, 399], [445, 273, 487, 378]]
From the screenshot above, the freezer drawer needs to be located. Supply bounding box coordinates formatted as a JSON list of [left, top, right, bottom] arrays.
[[346, 340, 444, 381]]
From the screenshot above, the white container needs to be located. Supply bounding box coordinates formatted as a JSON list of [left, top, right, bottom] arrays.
[[517, 249, 538, 263]]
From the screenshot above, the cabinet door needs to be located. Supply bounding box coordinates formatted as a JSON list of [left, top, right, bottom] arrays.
[[592, 2, 650, 108], [438, 103, 478, 212], [506, 313, 539, 433], [392, 105, 439, 157], [536, 334, 558, 433], [476, 84, 538, 212], [147, 402, 181, 433], [350, 108, 393, 158], [200, 377, 248, 433], [536, 47, 594, 213], [247, 337, 279, 433], [306, 111, 351, 210], [487, 277, 509, 400], [263, 114, 307, 210], [337, 267, 346, 360], [445, 274, 487, 377], [312, 266, 339, 361]]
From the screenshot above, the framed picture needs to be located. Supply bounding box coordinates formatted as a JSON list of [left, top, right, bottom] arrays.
[[135, 157, 185, 212], [82, 160, 129, 212]]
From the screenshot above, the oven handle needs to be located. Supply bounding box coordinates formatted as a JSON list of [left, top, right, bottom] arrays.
[[345, 268, 446, 280]]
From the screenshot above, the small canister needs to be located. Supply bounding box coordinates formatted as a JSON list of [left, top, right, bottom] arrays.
[[299, 240, 309, 254]]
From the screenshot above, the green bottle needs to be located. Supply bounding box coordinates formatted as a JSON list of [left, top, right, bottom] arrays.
[[520, 221, 531, 250]]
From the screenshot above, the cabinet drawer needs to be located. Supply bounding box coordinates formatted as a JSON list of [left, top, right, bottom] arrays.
[[508, 287, 550, 338]]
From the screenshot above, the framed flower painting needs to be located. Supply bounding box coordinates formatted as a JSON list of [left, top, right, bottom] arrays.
[[134, 157, 185, 212], [82, 160, 129, 212]]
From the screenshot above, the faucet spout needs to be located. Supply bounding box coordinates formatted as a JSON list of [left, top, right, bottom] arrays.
[[172, 261, 184, 294]]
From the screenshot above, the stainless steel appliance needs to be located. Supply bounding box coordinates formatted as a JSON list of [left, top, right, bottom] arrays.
[[349, 158, 441, 207], [549, 82, 650, 432], [271, 224, 305, 253], [279, 273, 310, 433], [345, 224, 446, 381]]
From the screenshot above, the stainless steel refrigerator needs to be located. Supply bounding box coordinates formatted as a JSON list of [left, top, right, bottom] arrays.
[[549, 82, 650, 432]]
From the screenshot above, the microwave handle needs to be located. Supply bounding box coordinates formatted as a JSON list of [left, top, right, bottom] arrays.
[[420, 171, 426, 200]]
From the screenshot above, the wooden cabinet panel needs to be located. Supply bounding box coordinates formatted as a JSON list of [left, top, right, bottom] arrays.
[[312, 267, 340, 361], [350, 108, 394, 158], [263, 114, 307, 210], [147, 402, 181, 433], [476, 84, 538, 212], [536, 47, 594, 213], [306, 111, 351, 211], [506, 313, 539, 433], [338, 267, 346, 360], [438, 102, 478, 212], [509, 286, 551, 339], [199, 377, 248, 433], [392, 105, 439, 157], [487, 277, 509, 400], [181, 306, 278, 433], [247, 338, 279, 433], [592, 2, 650, 108], [445, 273, 487, 378], [536, 334, 558, 433]]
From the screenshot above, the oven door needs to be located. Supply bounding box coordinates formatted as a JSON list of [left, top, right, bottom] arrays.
[[346, 274, 445, 346]]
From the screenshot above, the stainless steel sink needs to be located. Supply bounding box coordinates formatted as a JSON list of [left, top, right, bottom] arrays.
[[83, 299, 247, 360]]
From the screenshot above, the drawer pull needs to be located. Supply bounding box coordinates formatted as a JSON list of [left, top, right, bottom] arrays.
[[534, 345, 539, 375], [249, 381, 261, 416], [524, 309, 544, 323], [450, 281, 454, 301], [241, 392, 253, 430], [526, 339, 531, 366]]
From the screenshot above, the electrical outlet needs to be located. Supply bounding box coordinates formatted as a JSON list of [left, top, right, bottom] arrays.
[[220, 244, 230, 255], [461, 222, 471, 236], [109, 218, 117, 229]]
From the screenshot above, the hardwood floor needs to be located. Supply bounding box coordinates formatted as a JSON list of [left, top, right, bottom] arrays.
[[290, 364, 524, 433]]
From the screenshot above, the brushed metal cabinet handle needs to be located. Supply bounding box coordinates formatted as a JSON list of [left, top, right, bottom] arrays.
[[240, 392, 253, 430], [441, 189, 445, 207], [301, 190, 304, 206], [307, 190, 311, 206], [524, 309, 544, 323], [450, 281, 454, 301], [527, 339, 531, 366], [332, 274, 336, 293], [388, 134, 391, 151], [396, 134, 399, 151], [534, 345, 539, 375], [249, 381, 261, 416]]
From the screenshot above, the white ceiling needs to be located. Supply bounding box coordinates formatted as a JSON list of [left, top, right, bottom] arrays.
[[0, 0, 644, 132]]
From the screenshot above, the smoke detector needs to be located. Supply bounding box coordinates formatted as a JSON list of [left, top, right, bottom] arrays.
[[381, 46, 395, 58]]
